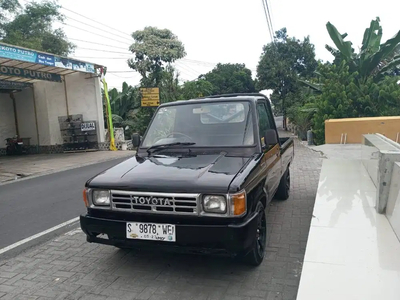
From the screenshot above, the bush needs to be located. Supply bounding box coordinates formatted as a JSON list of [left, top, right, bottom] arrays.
[[311, 62, 400, 144]]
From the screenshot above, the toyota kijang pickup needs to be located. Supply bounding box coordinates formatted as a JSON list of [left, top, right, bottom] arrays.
[[80, 93, 294, 266]]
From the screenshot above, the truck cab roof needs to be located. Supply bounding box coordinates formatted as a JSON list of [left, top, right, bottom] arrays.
[[159, 93, 270, 108]]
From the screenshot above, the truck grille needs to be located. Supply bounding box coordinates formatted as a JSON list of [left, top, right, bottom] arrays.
[[110, 190, 200, 215]]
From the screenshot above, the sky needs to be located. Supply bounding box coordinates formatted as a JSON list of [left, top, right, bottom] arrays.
[[50, 0, 400, 90]]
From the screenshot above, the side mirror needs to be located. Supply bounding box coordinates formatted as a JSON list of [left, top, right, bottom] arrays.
[[132, 133, 141, 148], [264, 129, 278, 148]]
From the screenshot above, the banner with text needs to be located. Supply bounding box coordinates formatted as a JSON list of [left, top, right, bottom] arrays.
[[0, 44, 95, 73], [0, 79, 33, 90], [0, 65, 62, 82]]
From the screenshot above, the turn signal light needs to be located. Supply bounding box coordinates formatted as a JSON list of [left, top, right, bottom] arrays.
[[83, 189, 89, 207], [231, 191, 246, 216]]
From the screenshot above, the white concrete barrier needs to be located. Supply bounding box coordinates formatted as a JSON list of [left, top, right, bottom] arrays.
[[386, 162, 400, 242], [362, 134, 400, 213]]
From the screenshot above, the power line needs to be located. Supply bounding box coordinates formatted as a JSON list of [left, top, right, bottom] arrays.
[[65, 23, 131, 45], [68, 38, 129, 51], [60, 6, 132, 38], [70, 55, 256, 73], [108, 72, 138, 79], [266, 0, 275, 34], [71, 56, 129, 60], [175, 61, 200, 78], [107, 71, 135, 73], [64, 15, 132, 43], [177, 61, 203, 75], [181, 58, 218, 67], [76, 47, 131, 55], [261, 0, 274, 42], [265, 0, 275, 38]]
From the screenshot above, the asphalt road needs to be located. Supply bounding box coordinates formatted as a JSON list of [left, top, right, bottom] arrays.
[[0, 157, 129, 250]]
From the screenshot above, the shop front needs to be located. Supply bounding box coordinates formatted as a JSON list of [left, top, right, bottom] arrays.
[[0, 42, 107, 156]]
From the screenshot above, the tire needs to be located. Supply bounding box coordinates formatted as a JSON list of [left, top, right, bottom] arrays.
[[243, 203, 267, 266], [6, 146, 12, 155], [115, 245, 130, 250], [275, 168, 290, 200]]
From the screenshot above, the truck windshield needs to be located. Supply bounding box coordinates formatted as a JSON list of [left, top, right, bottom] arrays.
[[142, 101, 254, 148]]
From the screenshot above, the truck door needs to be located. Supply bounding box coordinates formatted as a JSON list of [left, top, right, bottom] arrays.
[[256, 101, 282, 199]]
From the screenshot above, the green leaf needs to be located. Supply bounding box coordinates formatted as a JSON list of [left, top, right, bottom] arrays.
[[377, 56, 400, 75], [361, 17, 382, 54], [326, 22, 354, 61], [298, 79, 323, 92], [364, 30, 400, 77], [111, 114, 124, 123]]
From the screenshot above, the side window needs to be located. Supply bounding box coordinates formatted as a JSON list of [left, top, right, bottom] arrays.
[[256, 102, 272, 147], [265, 101, 276, 129]]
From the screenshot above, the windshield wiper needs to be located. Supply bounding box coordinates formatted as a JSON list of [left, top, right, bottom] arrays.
[[146, 142, 196, 155]]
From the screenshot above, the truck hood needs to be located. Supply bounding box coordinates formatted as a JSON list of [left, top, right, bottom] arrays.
[[87, 153, 251, 194]]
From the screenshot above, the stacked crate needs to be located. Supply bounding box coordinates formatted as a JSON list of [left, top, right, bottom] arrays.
[[58, 114, 98, 152]]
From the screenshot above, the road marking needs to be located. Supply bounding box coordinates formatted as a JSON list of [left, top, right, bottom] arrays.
[[0, 217, 79, 256]]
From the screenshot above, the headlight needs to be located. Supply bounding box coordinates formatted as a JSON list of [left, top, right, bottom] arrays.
[[92, 190, 110, 206], [203, 195, 227, 214]]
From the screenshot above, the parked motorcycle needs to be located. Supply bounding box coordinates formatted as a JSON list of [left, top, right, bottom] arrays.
[[5, 136, 25, 155]]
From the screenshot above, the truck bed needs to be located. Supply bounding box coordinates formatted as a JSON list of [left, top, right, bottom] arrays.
[[279, 137, 291, 147]]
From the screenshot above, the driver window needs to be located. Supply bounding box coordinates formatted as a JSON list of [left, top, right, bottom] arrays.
[[142, 107, 176, 147]]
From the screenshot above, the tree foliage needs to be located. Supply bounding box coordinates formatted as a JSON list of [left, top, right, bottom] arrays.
[[0, 0, 20, 23], [257, 28, 318, 118], [0, 0, 75, 56], [124, 27, 186, 134], [180, 79, 214, 99], [311, 62, 400, 144], [202, 63, 255, 95], [128, 27, 186, 87]]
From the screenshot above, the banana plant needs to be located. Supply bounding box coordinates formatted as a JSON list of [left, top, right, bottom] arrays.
[[110, 82, 141, 121], [326, 17, 400, 82]]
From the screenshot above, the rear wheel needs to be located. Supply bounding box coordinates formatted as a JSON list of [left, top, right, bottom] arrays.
[[6, 146, 12, 155], [243, 203, 267, 266], [275, 168, 290, 200]]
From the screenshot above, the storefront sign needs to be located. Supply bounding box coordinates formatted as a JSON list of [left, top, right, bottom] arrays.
[[0, 43, 95, 73], [81, 121, 96, 131], [0, 80, 33, 90], [0, 65, 62, 82], [0, 45, 37, 63], [54, 57, 95, 73]]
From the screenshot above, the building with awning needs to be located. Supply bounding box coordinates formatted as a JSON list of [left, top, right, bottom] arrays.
[[0, 42, 107, 155]]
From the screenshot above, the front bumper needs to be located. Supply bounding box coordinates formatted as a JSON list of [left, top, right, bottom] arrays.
[[80, 212, 258, 255]]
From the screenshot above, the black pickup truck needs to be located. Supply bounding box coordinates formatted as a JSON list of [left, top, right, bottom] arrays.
[[80, 93, 294, 265]]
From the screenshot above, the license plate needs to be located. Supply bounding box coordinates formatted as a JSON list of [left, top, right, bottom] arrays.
[[126, 222, 176, 242]]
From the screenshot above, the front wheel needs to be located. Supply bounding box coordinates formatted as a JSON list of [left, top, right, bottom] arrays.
[[243, 203, 267, 266]]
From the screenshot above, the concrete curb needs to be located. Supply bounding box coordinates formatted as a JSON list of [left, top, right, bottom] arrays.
[[301, 142, 327, 158], [0, 218, 80, 262], [0, 152, 135, 186]]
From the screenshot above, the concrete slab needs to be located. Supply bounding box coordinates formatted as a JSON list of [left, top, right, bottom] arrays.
[[0, 151, 134, 184], [297, 160, 400, 300]]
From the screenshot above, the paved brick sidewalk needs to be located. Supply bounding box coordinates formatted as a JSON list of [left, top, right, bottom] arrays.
[[0, 138, 322, 300]]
